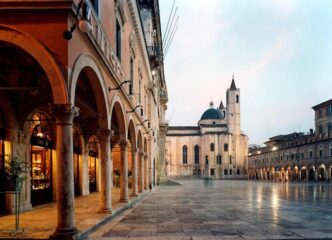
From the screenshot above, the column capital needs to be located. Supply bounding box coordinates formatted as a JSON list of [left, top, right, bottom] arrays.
[[138, 150, 145, 157], [49, 104, 79, 124], [120, 139, 129, 148], [99, 128, 113, 143]]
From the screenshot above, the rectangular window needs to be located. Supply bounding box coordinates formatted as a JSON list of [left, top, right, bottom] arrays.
[[216, 155, 222, 165], [229, 156, 232, 164], [318, 109, 322, 118], [327, 105, 332, 116], [301, 152, 304, 159], [129, 58, 133, 95], [309, 150, 313, 158], [230, 169, 232, 175], [280, 155, 283, 160], [90, 0, 99, 15], [224, 169, 228, 175], [224, 144, 228, 151], [116, 19, 121, 61], [328, 123, 332, 135], [205, 156, 208, 165], [139, 80, 141, 104]]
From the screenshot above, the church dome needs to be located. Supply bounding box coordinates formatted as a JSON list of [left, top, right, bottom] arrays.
[[200, 108, 224, 120]]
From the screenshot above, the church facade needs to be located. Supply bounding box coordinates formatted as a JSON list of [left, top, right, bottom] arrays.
[[165, 78, 248, 179]]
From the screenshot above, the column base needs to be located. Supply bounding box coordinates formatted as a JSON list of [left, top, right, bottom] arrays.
[[50, 227, 80, 240], [119, 198, 129, 203], [97, 207, 113, 214], [131, 193, 139, 197]]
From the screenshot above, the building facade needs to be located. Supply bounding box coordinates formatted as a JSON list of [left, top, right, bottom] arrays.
[[248, 99, 332, 182], [0, 0, 167, 239], [165, 78, 248, 179]]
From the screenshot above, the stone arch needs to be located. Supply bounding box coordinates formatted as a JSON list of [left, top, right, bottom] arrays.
[[308, 165, 315, 181], [0, 25, 68, 104], [70, 53, 110, 129], [127, 118, 137, 149], [110, 95, 127, 139]]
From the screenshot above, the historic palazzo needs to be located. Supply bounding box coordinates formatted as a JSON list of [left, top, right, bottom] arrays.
[[248, 99, 332, 182], [165, 79, 248, 179], [0, 0, 167, 239]]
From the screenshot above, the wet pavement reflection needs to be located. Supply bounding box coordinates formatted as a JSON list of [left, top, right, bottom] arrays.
[[90, 180, 332, 239]]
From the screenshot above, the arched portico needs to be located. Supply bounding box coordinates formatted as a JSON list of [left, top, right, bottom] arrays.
[[127, 119, 138, 196], [110, 99, 128, 202]]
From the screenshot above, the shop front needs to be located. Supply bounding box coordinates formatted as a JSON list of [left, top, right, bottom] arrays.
[[30, 113, 53, 206], [88, 137, 97, 193]]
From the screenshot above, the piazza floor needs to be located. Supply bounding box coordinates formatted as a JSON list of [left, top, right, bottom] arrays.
[[90, 180, 332, 240]]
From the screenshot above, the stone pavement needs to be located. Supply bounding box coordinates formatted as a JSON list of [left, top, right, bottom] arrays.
[[89, 180, 332, 240], [0, 188, 149, 239]]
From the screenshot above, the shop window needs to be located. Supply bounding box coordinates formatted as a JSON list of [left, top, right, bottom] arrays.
[[30, 113, 53, 206], [194, 145, 199, 164], [182, 145, 188, 164], [88, 136, 98, 193]]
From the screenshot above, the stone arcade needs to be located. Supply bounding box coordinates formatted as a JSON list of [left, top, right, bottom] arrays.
[[0, 0, 167, 239]]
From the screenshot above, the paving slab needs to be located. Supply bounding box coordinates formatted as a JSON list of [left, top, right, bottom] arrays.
[[89, 180, 332, 240]]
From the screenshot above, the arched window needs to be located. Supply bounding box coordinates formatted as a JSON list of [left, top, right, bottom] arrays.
[[224, 143, 228, 151], [194, 145, 199, 164], [205, 156, 209, 165], [319, 144, 323, 157], [236, 95, 239, 103], [210, 143, 215, 152], [309, 146, 313, 158], [182, 145, 188, 164]]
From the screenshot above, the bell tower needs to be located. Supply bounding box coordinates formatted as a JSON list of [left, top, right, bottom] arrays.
[[226, 75, 240, 135]]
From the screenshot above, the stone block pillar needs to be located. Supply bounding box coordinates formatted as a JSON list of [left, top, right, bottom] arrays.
[[138, 150, 144, 193], [120, 140, 129, 202], [98, 129, 113, 213], [49, 104, 79, 240], [131, 148, 138, 197]]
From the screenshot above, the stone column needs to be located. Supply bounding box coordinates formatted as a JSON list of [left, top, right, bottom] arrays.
[[131, 148, 138, 197], [98, 129, 113, 213], [144, 154, 149, 191], [306, 169, 309, 181], [120, 140, 129, 202], [49, 104, 79, 240], [138, 150, 144, 193]]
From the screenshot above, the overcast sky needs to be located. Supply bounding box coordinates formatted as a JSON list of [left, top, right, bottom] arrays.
[[159, 0, 332, 145]]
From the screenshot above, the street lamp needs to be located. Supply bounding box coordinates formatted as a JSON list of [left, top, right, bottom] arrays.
[[63, 0, 92, 40]]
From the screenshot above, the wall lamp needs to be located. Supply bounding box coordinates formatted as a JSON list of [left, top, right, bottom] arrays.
[[64, 0, 92, 40], [137, 119, 150, 126], [127, 105, 142, 113], [109, 80, 131, 91]]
